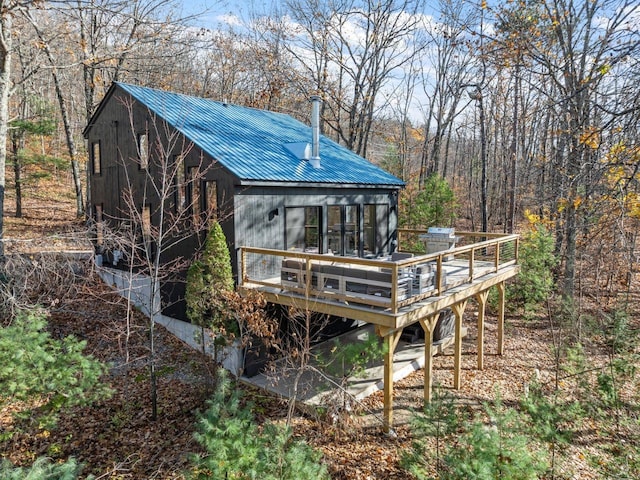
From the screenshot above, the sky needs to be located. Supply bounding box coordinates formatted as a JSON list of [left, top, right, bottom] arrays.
[[176, 0, 439, 123], [182, 0, 278, 29]]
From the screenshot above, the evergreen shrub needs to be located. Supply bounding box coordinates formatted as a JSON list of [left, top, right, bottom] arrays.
[[0, 457, 87, 480], [188, 372, 330, 479]]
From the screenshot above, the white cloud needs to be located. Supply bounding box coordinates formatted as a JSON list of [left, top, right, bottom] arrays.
[[215, 13, 243, 27]]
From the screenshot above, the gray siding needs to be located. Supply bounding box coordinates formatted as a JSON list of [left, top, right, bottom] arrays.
[[234, 186, 396, 253], [233, 186, 398, 279]]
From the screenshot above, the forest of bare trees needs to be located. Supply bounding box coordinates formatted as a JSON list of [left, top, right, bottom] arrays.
[[1, 0, 639, 302]]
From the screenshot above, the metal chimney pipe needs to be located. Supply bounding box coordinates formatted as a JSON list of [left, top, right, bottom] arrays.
[[310, 95, 322, 168]]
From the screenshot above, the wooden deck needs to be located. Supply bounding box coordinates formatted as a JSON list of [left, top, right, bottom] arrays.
[[238, 231, 520, 432]]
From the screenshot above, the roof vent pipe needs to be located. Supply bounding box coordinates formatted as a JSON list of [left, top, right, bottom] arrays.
[[310, 95, 322, 168]]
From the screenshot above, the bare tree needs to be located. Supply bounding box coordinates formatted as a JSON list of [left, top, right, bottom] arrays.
[[10, 27, 44, 219], [99, 98, 213, 419], [522, 0, 640, 299], [61, 0, 198, 120], [283, 0, 427, 157], [25, 12, 85, 217], [0, 2, 36, 257], [418, 0, 474, 186], [190, 27, 251, 103]]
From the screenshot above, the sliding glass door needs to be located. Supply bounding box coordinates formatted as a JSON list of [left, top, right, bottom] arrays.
[[328, 205, 360, 256]]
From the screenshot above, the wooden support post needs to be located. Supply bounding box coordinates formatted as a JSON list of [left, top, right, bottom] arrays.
[[305, 258, 313, 301], [379, 328, 403, 434], [391, 266, 398, 314], [497, 282, 506, 355], [451, 300, 468, 390], [474, 290, 489, 370], [419, 314, 439, 404], [240, 248, 247, 284]]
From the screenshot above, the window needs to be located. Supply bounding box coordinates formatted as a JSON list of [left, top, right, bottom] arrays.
[[203, 180, 218, 222], [328, 205, 360, 256], [187, 166, 201, 225], [344, 205, 359, 256], [142, 204, 152, 255], [286, 206, 320, 253], [91, 142, 101, 175], [363, 204, 377, 257], [137, 132, 148, 169], [327, 206, 342, 254], [173, 155, 186, 214], [95, 204, 104, 246], [142, 205, 152, 237]]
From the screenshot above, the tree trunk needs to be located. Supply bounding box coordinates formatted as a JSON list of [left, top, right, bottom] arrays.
[[507, 64, 520, 233], [477, 90, 488, 234], [30, 18, 85, 218], [0, 13, 12, 258], [11, 135, 22, 218], [563, 199, 577, 300], [50, 61, 85, 218]]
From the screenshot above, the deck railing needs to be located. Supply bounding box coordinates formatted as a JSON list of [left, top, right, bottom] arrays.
[[239, 231, 519, 314]]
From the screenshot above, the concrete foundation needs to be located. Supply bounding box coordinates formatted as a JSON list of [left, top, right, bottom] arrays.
[[96, 264, 243, 376]]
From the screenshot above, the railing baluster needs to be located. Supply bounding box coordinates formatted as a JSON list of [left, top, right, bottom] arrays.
[[391, 264, 398, 313], [469, 248, 475, 281]]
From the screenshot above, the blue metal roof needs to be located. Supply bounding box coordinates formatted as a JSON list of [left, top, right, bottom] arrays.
[[115, 83, 404, 187]]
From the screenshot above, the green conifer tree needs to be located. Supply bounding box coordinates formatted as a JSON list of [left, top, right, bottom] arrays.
[[188, 372, 330, 480], [508, 224, 557, 313], [0, 310, 110, 428], [0, 310, 108, 479], [402, 393, 549, 480], [400, 173, 457, 229], [185, 221, 235, 339]]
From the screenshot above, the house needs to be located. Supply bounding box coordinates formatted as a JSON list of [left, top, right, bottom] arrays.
[[84, 82, 405, 320], [85, 83, 521, 432]]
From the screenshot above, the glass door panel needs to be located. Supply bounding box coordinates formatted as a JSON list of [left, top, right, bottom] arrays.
[[327, 205, 342, 255], [328, 205, 360, 256], [363, 204, 376, 257], [344, 205, 359, 256], [286, 206, 320, 252]]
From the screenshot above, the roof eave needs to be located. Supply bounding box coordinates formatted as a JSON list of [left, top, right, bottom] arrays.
[[238, 179, 405, 189]]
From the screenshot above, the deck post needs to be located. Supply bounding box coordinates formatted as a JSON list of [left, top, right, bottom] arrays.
[[419, 314, 439, 404], [451, 300, 468, 390], [378, 327, 403, 434], [304, 258, 312, 300], [497, 281, 506, 355], [474, 290, 489, 370], [391, 266, 398, 314]]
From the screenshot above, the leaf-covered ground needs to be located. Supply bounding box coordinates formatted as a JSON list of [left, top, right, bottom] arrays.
[[1, 181, 638, 479]]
